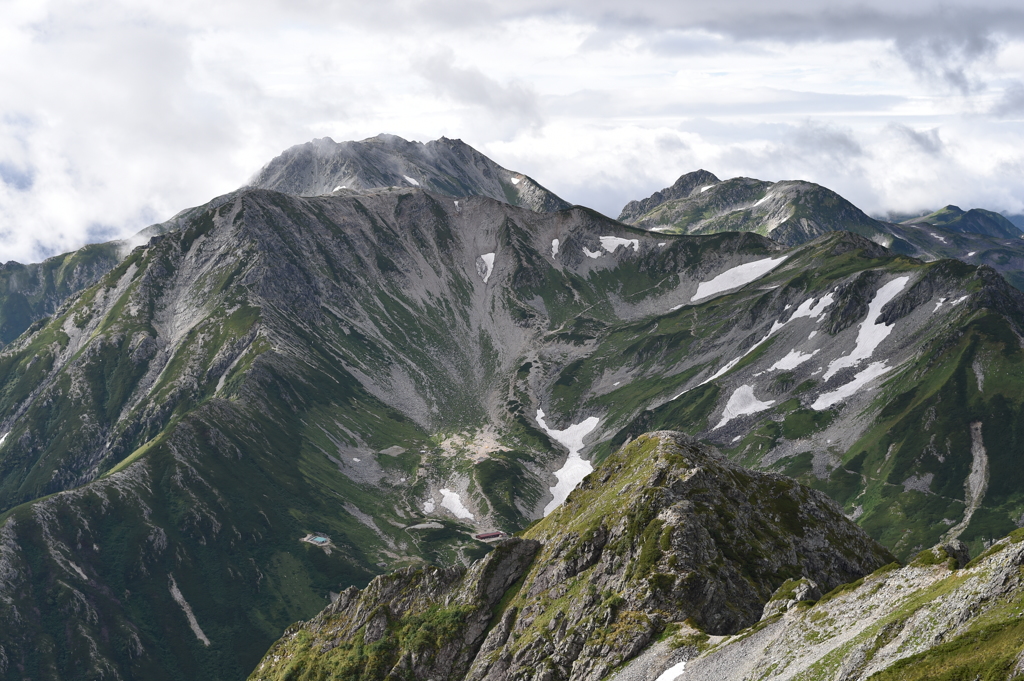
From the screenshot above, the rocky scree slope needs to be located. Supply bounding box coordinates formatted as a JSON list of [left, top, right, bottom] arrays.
[[0, 192, 241, 348], [249, 432, 891, 681], [0, 243, 120, 346], [0, 185, 786, 680], [249, 133, 571, 213], [670, 528, 1024, 680]]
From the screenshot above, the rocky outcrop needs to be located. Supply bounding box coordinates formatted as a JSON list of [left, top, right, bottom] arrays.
[[250, 432, 893, 681], [250, 538, 540, 681], [673, 530, 1024, 680]]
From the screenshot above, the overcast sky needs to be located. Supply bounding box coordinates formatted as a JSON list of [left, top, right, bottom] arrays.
[[2, 0, 1024, 262]]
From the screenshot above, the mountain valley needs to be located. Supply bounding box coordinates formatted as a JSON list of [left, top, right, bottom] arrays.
[[1, 135, 1024, 680]]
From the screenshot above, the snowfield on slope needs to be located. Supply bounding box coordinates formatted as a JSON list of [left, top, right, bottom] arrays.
[[770, 349, 818, 371], [812, 362, 892, 410], [691, 256, 788, 302], [715, 385, 775, 429], [599, 236, 639, 252], [537, 409, 600, 516], [439, 488, 474, 519], [478, 253, 495, 283], [823, 276, 909, 380]]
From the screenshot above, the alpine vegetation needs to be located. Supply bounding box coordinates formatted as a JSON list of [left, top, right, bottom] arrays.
[[1, 135, 1024, 680]]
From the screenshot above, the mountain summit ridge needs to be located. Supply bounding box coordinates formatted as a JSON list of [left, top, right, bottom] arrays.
[[248, 133, 572, 213]]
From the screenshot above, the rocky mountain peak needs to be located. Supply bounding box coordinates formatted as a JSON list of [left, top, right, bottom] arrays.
[[247, 133, 571, 213], [617, 169, 721, 223]]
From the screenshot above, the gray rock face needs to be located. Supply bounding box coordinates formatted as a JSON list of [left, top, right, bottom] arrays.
[[251, 432, 893, 681], [759, 577, 821, 620], [249, 134, 572, 212], [676, 533, 1024, 680], [619, 172, 1024, 292]]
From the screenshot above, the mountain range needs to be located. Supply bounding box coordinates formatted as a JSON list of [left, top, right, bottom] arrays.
[[2, 134, 1024, 680]]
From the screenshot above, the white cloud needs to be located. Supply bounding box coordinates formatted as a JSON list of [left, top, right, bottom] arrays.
[[1, 0, 1024, 262]]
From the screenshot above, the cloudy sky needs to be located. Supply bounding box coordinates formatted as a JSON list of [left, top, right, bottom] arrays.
[[2, 0, 1024, 262]]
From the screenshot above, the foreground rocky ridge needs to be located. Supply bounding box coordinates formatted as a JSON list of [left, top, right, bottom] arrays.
[[249, 432, 891, 681], [668, 530, 1024, 680]]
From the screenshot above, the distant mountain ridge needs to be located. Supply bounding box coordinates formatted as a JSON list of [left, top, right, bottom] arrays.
[[619, 170, 1024, 291], [618, 170, 899, 248], [902, 204, 1022, 239]]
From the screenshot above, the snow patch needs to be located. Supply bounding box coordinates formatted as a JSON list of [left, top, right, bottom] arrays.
[[478, 253, 495, 283], [930, 232, 947, 243], [0, 432, 7, 447], [655, 660, 687, 681], [808, 331, 817, 339], [951, 295, 968, 305], [352, 457, 360, 462], [812, 362, 892, 410], [933, 297, 947, 313], [658, 242, 666, 247], [537, 409, 600, 516], [551, 238, 560, 257], [770, 349, 819, 371], [510, 176, 521, 185], [823, 277, 909, 380], [583, 247, 602, 259], [423, 498, 436, 513], [332, 185, 346, 191], [715, 385, 775, 429], [439, 489, 474, 519], [753, 193, 773, 207], [599, 236, 639, 253], [670, 290, 827, 401], [967, 251, 976, 257], [700, 185, 714, 192], [691, 256, 788, 302], [789, 293, 835, 321], [403, 175, 420, 186]]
